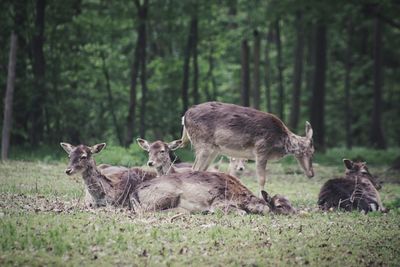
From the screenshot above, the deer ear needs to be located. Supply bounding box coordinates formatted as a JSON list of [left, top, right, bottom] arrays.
[[168, 139, 183, 151], [343, 159, 353, 170], [305, 121, 313, 139], [136, 138, 150, 151], [60, 142, 75, 154], [261, 190, 272, 204], [90, 143, 106, 154]]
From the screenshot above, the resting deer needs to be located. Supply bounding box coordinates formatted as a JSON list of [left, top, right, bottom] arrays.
[[318, 159, 386, 213], [181, 101, 314, 193], [60, 142, 156, 208], [228, 157, 247, 178], [137, 138, 191, 176], [60, 142, 294, 215]]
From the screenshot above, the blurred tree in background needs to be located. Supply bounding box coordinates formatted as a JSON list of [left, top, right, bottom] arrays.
[[1, 0, 399, 159]]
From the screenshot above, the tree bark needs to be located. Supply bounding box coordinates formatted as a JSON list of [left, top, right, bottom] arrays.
[[181, 17, 195, 114], [253, 30, 260, 109], [344, 18, 353, 149], [1, 33, 18, 160], [125, 0, 147, 145], [275, 19, 284, 120], [289, 11, 304, 131], [101, 54, 123, 146], [370, 17, 386, 149], [192, 15, 199, 105], [240, 39, 250, 107], [264, 28, 273, 113], [138, 0, 148, 139], [30, 0, 46, 146], [310, 22, 327, 150]]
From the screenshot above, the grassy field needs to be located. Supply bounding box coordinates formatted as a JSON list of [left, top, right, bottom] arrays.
[[1, 158, 400, 266]]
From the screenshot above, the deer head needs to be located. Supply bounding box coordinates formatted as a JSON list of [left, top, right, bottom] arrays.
[[137, 138, 183, 172], [261, 190, 296, 215], [60, 142, 106, 175], [343, 159, 381, 190], [228, 157, 247, 176], [293, 121, 314, 178]]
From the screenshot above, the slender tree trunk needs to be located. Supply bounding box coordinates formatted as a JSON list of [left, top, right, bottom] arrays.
[[1, 33, 18, 160], [30, 0, 46, 146], [138, 0, 148, 138], [289, 11, 304, 131], [241, 40, 250, 107], [265, 28, 273, 113], [275, 19, 284, 120], [344, 18, 353, 149], [192, 15, 199, 105], [101, 55, 123, 145], [370, 17, 386, 148], [310, 22, 327, 150], [126, 0, 147, 146], [253, 30, 260, 109], [181, 17, 195, 114]]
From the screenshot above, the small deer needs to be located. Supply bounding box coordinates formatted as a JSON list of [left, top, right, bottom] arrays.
[[60, 142, 156, 208], [132, 170, 296, 215], [181, 102, 314, 193], [137, 138, 191, 176], [318, 159, 386, 213], [228, 157, 247, 178]]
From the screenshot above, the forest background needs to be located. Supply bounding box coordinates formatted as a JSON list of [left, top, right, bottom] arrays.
[[1, 0, 399, 162]]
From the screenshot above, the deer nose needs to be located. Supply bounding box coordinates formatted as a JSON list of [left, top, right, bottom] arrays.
[[65, 168, 72, 175], [147, 161, 154, 167], [238, 167, 244, 171]]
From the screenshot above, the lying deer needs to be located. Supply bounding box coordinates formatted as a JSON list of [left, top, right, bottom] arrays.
[[136, 138, 191, 176], [60, 142, 156, 208], [61, 142, 295, 215], [181, 101, 314, 192], [318, 159, 386, 213], [228, 157, 247, 178]]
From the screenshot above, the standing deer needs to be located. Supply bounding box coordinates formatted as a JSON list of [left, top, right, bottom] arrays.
[[181, 102, 314, 192], [60, 142, 156, 208], [136, 138, 190, 176], [318, 159, 386, 213]]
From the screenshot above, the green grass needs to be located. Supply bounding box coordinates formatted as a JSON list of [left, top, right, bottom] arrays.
[[1, 158, 400, 266]]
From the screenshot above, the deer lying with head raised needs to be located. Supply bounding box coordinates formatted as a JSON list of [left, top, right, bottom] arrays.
[[318, 159, 386, 213], [60, 142, 156, 208], [182, 102, 314, 193], [137, 138, 191, 176], [60, 142, 294, 215]]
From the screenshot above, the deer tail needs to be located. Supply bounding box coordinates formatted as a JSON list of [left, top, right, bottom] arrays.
[[180, 116, 191, 147]]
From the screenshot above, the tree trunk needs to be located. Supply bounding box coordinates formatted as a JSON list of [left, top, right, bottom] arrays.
[[253, 30, 260, 109], [125, 0, 146, 146], [240, 39, 250, 107], [138, 0, 148, 139], [289, 11, 304, 131], [181, 17, 195, 114], [101, 54, 123, 146], [264, 27, 273, 113], [1, 32, 18, 160], [370, 17, 386, 149], [30, 0, 46, 146], [310, 22, 327, 150], [192, 16, 199, 105], [275, 19, 284, 120], [344, 18, 353, 149]]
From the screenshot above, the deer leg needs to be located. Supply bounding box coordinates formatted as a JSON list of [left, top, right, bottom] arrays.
[[256, 158, 268, 194], [193, 149, 217, 171]]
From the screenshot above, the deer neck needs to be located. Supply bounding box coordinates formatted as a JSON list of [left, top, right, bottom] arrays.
[[284, 133, 306, 155], [82, 160, 106, 201], [156, 162, 176, 176]]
